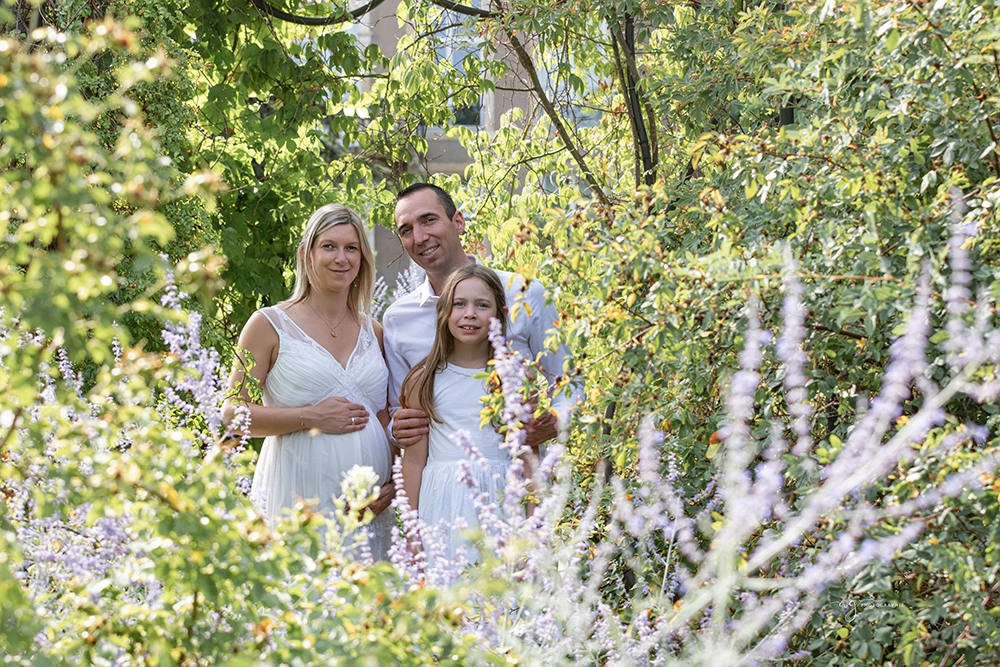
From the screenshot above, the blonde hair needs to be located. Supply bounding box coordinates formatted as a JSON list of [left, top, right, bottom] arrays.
[[401, 264, 508, 423], [286, 203, 376, 315]]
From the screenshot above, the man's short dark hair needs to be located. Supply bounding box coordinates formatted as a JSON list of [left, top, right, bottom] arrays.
[[395, 182, 458, 221]]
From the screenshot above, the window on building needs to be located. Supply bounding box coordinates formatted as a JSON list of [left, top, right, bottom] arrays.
[[433, 3, 484, 127]]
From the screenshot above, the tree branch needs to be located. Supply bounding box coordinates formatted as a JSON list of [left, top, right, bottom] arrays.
[[248, 0, 388, 26], [609, 23, 641, 187], [504, 29, 611, 209], [0, 406, 23, 456], [611, 16, 655, 187], [428, 0, 499, 18]]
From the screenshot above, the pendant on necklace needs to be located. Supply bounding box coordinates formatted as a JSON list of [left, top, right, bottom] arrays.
[[330, 331, 337, 338]]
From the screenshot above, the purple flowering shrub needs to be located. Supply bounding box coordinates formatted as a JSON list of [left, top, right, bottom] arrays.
[[4, 6, 1000, 667], [360, 205, 997, 663], [2, 272, 483, 665], [0, 23, 476, 666], [396, 250, 994, 665]]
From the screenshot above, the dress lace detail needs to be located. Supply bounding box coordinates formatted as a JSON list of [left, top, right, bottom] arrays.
[[249, 306, 393, 560]]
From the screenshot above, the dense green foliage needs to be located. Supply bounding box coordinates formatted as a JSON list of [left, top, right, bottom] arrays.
[[3, 0, 1000, 665], [0, 14, 479, 666], [481, 1, 1000, 662]]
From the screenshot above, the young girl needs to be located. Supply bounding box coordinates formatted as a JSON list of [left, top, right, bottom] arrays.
[[399, 263, 516, 561]]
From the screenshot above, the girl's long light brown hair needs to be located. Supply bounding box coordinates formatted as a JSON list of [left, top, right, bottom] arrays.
[[400, 264, 508, 423]]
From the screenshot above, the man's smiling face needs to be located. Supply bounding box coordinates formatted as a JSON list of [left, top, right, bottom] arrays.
[[394, 187, 469, 282]]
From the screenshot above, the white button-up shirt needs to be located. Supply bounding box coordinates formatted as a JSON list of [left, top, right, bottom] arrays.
[[382, 260, 575, 422]]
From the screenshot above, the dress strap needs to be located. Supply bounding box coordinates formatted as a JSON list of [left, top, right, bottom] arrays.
[[259, 306, 309, 343], [258, 307, 286, 335]]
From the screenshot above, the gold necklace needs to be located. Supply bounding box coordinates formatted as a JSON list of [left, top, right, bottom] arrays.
[[305, 299, 351, 338]]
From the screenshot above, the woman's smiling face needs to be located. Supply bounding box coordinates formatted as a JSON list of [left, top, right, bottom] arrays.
[[308, 223, 361, 293]]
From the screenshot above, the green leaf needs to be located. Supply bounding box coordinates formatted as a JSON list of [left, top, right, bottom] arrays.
[[886, 29, 900, 51]]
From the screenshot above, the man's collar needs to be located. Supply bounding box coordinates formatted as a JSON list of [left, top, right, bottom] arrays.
[[417, 279, 436, 308]]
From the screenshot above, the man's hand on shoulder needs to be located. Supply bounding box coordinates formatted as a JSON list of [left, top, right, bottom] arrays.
[[523, 408, 558, 449], [393, 407, 430, 448]]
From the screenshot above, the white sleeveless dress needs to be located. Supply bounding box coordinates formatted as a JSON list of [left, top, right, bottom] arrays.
[[419, 364, 510, 561], [250, 307, 394, 560]]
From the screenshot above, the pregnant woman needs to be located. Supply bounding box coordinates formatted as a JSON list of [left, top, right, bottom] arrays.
[[223, 203, 396, 559]]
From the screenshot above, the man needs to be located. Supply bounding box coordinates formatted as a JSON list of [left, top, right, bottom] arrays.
[[382, 182, 574, 448]]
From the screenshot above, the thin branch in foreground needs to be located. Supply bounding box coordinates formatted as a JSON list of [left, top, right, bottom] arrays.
[[503, 29, 612, 211]]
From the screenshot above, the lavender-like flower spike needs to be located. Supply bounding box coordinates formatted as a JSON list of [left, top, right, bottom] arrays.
[[56, 347, 84, 398], [394, 264, 426, 300], [778, 258, 813, 458], [943, 187, 976, 368], [946, 187, 972, 310], [226, 402, 253, 451], [157, 269, 227, 448], [720, 298, 767, 520], [636, 416, 663, 488], [387, 456, 426, 578], [369, 276, 389, 320], [825, 269, 932, 485], [452, 429, 510, 560], [488, 318, 533, 432], [487, 317, 537, 518]]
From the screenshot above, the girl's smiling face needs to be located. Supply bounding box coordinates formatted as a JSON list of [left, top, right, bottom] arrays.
[[448, 277, 498, 347]]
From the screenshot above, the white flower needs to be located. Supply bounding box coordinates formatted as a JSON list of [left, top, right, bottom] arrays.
[[340, 465, 379, 509]]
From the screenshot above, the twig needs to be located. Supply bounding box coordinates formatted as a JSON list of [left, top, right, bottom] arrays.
[[935, 625, 971, 667], [0, 406, 23, 456], [503, 29, 611, 210], [756, 149, 852, 171], [982, 579, 1000, 607], [249, 0, 389, 26], [810, 324, 865, 341]]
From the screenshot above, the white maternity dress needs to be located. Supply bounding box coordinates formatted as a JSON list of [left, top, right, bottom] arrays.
[[249, 306, 393, 559]]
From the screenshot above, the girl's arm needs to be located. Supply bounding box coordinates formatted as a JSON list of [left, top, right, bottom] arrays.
[[398, 369, 429, 513], [400, 429, 428, 555], [400, 435, 428, 513], [222, 311, 368, 438]]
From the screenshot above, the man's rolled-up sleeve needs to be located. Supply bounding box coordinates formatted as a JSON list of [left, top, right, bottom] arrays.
[[383, 311, 409, 416]]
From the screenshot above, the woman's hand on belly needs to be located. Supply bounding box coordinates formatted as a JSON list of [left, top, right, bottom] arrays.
[[303, 396, 369, 434]]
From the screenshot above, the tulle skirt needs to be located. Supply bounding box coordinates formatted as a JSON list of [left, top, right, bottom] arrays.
[[251, 420, 393, 560], [419, 458, 509, 563]]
